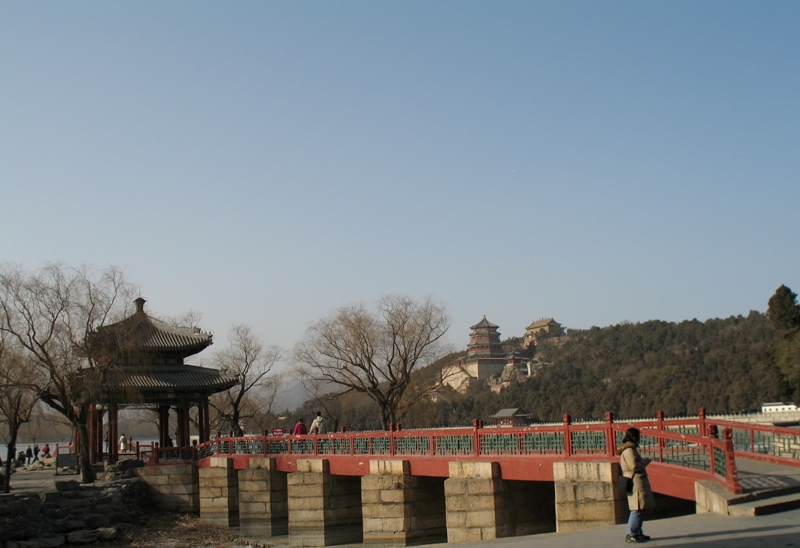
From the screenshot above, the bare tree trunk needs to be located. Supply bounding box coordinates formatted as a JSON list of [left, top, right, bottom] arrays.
[[2, 423, 20, 493], [75, 421, 95, 483]]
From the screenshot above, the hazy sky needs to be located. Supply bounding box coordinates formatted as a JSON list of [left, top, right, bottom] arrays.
[[2, 1, 798, 365]]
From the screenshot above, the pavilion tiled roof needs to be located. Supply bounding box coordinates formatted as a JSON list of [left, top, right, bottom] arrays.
[[91, 297, 212, 357], [470, 315, 499, 330], [526, 318, 558, 330], [102, 363, 238, 394]]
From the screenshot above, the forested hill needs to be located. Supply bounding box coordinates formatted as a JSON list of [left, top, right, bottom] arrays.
[[446, 311, 779, 424]]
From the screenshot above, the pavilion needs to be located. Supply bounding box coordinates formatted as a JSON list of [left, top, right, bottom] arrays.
[[80, 298, 237, 463]]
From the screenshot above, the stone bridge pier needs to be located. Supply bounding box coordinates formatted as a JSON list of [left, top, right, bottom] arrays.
[[137, 458, 627, 546]]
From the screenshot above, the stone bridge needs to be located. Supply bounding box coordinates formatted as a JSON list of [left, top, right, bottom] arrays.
[[132, 410, 800, 547]]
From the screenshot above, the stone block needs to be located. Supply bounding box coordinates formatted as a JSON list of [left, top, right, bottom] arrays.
[[448, 461, 498, 479], [555, 483, 578, 502], [445, 511, 466, 528], [464, 509, 498, 529], [447, 527, 483, 543], [553, 461, 615, 483], [443, 478, 467, 496], [239, 501, 268, 514], [248, 457, 275, 470], [556, 500, 616, 522], [289, 495, 326, 512], [296, 459, 329, 474], [466, 478, 499, 496], [369, 459, 410, 476], [362, 502, 407, 519], [379, 490, 406, 504]]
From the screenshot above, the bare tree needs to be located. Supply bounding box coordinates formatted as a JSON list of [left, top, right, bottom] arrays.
[[210, 325, 283, 436], [294, 295, 451, 430], [0, 262, 136, 483], [0, 337, 44, 492]]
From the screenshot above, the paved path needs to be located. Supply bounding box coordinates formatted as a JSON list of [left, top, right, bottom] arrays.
[[455, 509, 800, 547]]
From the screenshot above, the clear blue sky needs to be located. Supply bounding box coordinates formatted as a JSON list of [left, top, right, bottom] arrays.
[[2, 1, 798, 360]]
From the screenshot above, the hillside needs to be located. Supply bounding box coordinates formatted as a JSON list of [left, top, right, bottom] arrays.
[[290, 310, 783, 430]]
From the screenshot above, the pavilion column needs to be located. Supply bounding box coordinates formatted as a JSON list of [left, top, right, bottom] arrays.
[[96, 407, 104, 461], [197, 401, 205, 443], [109, 402, 119, 463], [203, 397, 211, 442], [183, 400, 192, 446], [177, 406, 185, 448], [159, 404, 170, 447]]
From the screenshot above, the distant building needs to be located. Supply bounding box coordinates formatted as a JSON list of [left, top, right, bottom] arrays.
[[488, 408, 532, 427], [443, 316, 508, 392], [761, 402, 799, 413], [523, 318, 563, 347]]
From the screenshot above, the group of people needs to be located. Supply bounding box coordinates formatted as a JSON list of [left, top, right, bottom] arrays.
[[3, 443, 51, 468], [103, 432, 135, 453], [292, 412, 324, 435]]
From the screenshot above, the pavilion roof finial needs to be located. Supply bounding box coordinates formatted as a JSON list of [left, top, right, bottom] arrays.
[[134, 297, 146, 314]]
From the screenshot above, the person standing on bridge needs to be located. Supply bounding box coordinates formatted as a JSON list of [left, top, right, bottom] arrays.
[[618, 427, 655, 543], [309, 412, 324, 434], [292, 418, 308, 436]]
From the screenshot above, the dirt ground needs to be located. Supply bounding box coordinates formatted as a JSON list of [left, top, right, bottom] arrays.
[[103, 511, 247, 548]]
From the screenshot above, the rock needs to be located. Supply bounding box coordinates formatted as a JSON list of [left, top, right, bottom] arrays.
[[65, 530, 98, 544], [82, 514, 109, 529], [96, 527, 118, 540], [29, 535, 65, 547], [53, 481, 80, 492]]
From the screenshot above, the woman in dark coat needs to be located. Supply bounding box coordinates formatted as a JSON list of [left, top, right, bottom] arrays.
[[617, 427, 655, 543]]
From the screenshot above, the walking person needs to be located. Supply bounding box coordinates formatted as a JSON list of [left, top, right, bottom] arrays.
[[309, 412, 324, 434], [119, 433, 127, 453], [618, 427, 655, 543], [33, 444, 40, 462], [25, 447, 33, 465]]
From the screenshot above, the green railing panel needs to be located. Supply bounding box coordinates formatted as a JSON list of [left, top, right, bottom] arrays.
[[267, 439, 288, 454], [317, 438, 334, 454], [291, 439, 314, 454], [522, 432, 565, 454], [353, 437, 370, 455], [571, 431, 607, 453], [334, 438, 351, 455], [395, 436, 431, 456], [435, 435, 474, 456], [713, 447, 727, 478], [480, 434, 519, 455], [371, 437, 391, 455]]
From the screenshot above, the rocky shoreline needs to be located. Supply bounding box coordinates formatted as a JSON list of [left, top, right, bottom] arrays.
[[0, 463, 245, 548]]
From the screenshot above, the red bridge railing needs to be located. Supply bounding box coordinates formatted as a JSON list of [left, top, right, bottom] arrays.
[[142, 407, 800, 495]]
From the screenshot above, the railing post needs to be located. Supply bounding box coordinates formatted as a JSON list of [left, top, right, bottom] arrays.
[[389, 423, 396, 457], [723, 427, 743, 494], [153, 442, 160, 465], [699, 407, 706, 437], [473, 419, 482, 458], [605, 412, 615, 457], [563, 414, 572, 457], [656, 410, 665, 462]]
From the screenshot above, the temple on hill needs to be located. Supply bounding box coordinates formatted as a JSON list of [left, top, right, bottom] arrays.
[[442, 315, 563, 393], [442, 316, 523, 392], [80, 298, 237, 463], [523, 317, 563, 347]]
